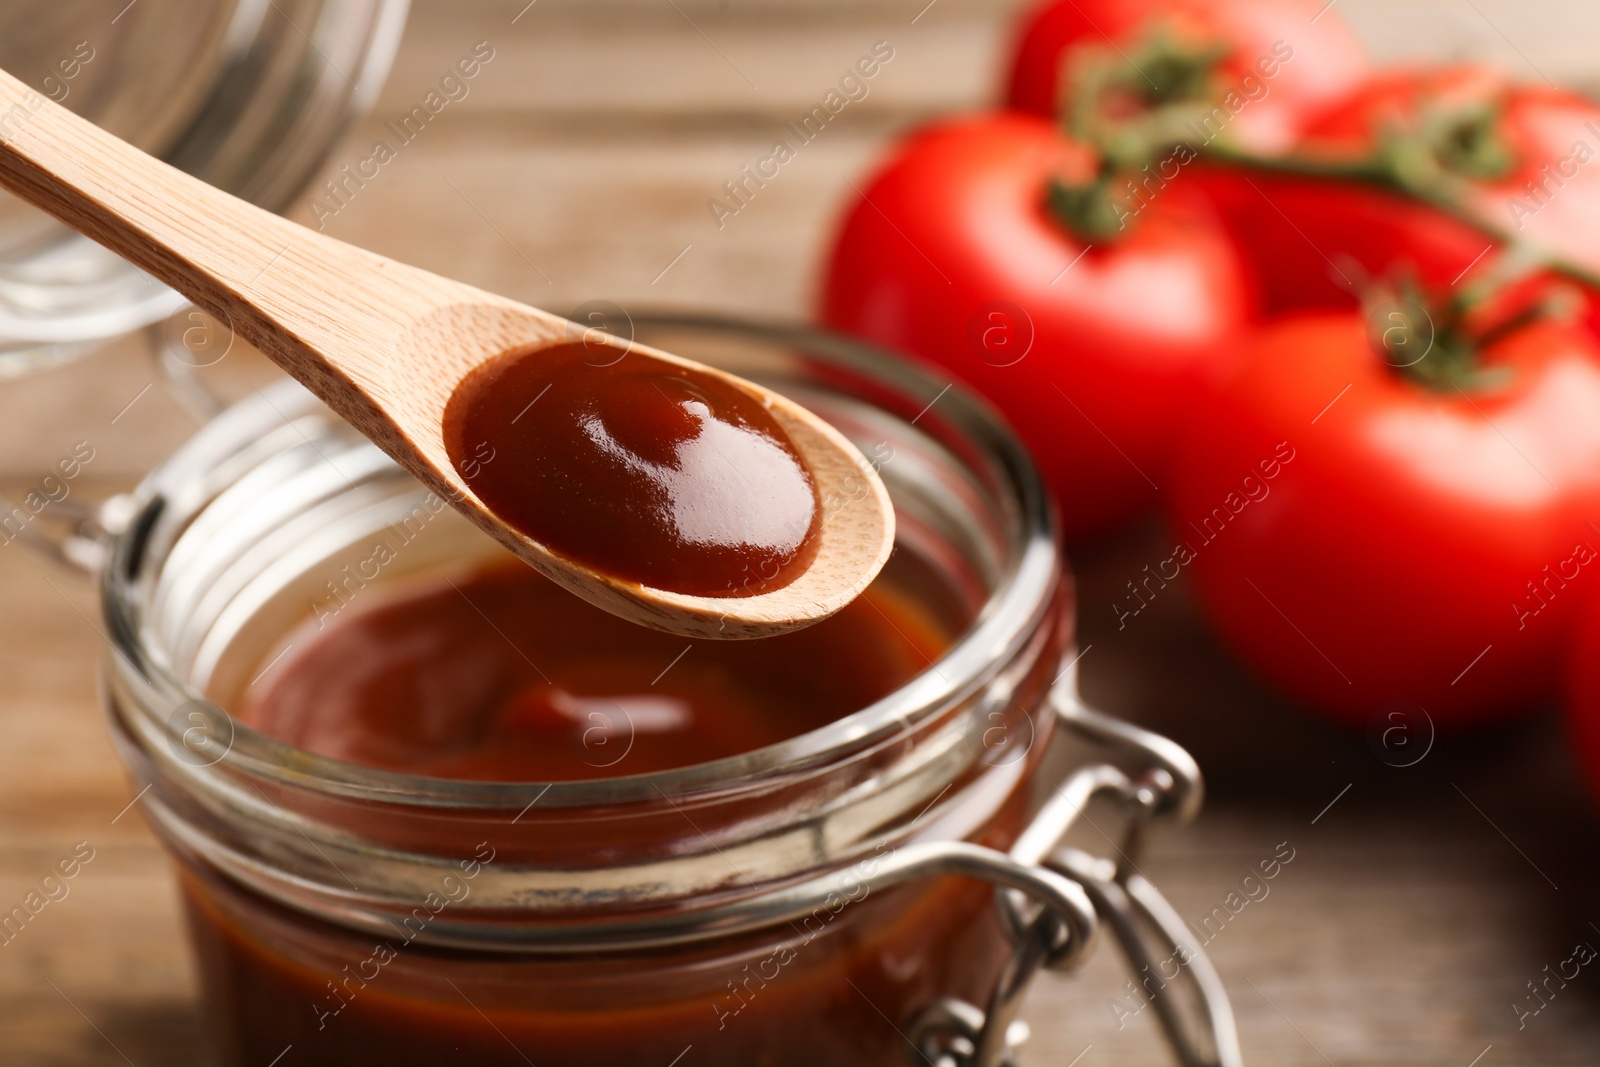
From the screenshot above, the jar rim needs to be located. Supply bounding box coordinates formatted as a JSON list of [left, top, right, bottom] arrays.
[[103, 315, 1062, 809]]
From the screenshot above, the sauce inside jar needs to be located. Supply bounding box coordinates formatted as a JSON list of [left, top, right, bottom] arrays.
[[199, 542, 1018, 1067], [443, 341, 821, 598], [240, 546, 965, 781]]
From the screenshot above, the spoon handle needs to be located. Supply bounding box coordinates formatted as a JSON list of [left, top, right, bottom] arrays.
[[0, 66, 435, 390]]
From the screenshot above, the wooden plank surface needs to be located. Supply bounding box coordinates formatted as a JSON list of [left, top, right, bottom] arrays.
[[2, 1, 1599, 1064]]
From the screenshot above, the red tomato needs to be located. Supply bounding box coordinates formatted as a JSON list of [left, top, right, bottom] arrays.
[[1204, 67, 1600, 313], [1003, 0, 1366, 153], [819, 113, 1254, 541], [1168, 307, 1600, 726]]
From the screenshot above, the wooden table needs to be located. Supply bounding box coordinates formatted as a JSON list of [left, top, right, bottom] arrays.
[[2, 0, 1598, 1063]]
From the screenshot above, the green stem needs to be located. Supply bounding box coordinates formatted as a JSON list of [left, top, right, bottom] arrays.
[[1368, 254, 1570, 392], [1055, 37, 1600, 290], [1201, 141, 1392, 183], [1049, 28, 1589, 392], [1047, 32, 1234, 244], [1203, 136, 1600, 290], [1045, 173, 1128, 242]]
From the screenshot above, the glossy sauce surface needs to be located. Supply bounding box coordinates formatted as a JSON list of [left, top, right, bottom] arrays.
[[240, 552, 961, 782], [443, 342, 820, 597]]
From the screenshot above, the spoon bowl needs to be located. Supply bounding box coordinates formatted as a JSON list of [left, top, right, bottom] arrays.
[[0, 67, 893, 638]]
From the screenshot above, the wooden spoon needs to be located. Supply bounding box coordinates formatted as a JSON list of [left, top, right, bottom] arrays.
[[0, 68, 893, 639]]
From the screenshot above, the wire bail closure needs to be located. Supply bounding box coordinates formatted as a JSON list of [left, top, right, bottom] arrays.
[[908, 657, 1244, 1067]]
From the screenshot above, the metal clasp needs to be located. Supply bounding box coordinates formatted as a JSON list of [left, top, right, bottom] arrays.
[[1053, 850, 1243, 1067], [910, 657, 1244, 1067]]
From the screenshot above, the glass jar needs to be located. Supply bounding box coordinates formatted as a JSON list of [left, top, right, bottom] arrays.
[[90, 317, 1239, 1067], [0, 0, 409, 375]]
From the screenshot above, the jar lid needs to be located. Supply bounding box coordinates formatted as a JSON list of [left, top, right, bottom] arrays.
[[0, 0, 409, 373]]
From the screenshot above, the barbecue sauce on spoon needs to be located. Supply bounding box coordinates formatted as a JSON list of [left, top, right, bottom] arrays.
[[443, 342, 821, 598]]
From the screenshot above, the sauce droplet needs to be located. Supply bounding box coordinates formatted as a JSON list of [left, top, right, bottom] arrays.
[[444, 342, 821, 597]]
